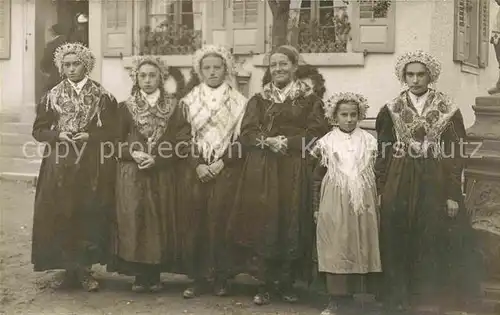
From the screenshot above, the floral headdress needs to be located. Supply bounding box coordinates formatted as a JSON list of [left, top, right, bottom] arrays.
[[394, 50, 442, 84], [324, 92, 369, 125], [126, 55, 170, 87], [54, 42, 95, 77], [192, 45, 236, 86]]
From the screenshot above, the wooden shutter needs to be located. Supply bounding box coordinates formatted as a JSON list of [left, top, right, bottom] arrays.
[[454, 0, 470, 62], [227, 0, 266, 54], [205, 0, 228, 46], [102, 0, 134, 57], [478, 0, 489, 67], [351, 0, 395, 53], [0, 0, 11, 59]]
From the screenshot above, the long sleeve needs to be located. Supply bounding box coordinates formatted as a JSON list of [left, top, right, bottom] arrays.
[[221, 141, 244, 165], [154, 105, 192, 167], [87, 94, 119, 145], [177, 100, 204, 168], [441, 110, 466, 202], [312, 163, 326, 214], [115, 103, 134, 161], [32, 95, 59, 144], [287, 96, 329, 150], [375, 105, 396, 196], [239, 95, 266, 147]]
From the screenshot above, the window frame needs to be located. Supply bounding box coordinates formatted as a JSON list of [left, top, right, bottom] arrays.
[[287, 1, 350, 53], [454, 0, 489, 70]]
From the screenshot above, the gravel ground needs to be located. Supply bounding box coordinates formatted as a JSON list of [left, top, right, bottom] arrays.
[[0, 180, 336, 315], [1, 179, 494, 315]]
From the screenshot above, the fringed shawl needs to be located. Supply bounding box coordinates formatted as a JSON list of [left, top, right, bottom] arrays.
[[181, 83, 248, 164], [123, 89, 176, 150], [386, 89, 458, 158], [45, 79, 113, 133], [261, 79, 313, 104], [312, 127, 377, 215]]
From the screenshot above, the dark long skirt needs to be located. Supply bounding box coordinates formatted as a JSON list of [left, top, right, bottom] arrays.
[[380, 158, 481, 307], [175, 159, 244, 282], [32, 144, 114, 271], [227, 150, 315, 285], [107, 162, 176, 275]]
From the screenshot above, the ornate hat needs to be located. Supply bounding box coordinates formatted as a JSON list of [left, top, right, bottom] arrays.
[[394, 50, 442, 84], [324, 92, 369, 125], [54, 42, 95, 76], [127, 55, 170, 87], [192, 45, 236, 86]]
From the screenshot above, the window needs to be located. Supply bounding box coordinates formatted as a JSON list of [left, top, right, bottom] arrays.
[[350, 0, 395, 53], [287, 0, 394, 54], [141, 0, 203, 55], [0, 0, 11, 59], [288, 0, 350, 53], [453, 0, 489, 68]]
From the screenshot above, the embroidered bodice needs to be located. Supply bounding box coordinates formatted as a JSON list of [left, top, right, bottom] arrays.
[[386, 89, 458, 154], [46, 79, 109, 133], [124, 89, 176, 147]]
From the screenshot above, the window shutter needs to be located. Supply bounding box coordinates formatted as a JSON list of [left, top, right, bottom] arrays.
[[478, 0, 489, 68], [227, 0, 266, 54], [453, 0, 470, 62], [351, 0, 395, 53], [205, 0, 229, 46], [102, 0, 133, 57], [0, 0, 11, 59]]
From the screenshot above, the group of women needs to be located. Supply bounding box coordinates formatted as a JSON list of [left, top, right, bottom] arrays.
[[31, 42, 479, 314]]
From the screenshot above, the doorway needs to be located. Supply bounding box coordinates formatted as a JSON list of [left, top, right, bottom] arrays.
[[34, 0, 89, 101]]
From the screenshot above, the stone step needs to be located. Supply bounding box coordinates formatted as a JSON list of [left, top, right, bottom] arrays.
[[0, 142, 45, 159], [0, 157, 41, 174], [0, 132, 34, 146], [0, 172, 37, 185], [0, 112, 20, 123], [0, 122, 33, 134]]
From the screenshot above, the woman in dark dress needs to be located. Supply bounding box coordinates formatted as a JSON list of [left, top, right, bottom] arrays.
[[227, 45, 329, 305], [375, 50, 480, 313], [31, 43, 118, 291], [177, 45, 249, 298], [107, 56, 189, 292]]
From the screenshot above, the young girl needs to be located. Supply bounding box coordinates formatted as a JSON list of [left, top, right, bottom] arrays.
[[311, 92, 381, 314]]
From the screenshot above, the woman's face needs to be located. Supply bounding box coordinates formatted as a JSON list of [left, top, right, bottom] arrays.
[[138, 63, 161, 94], [200, 55, 225, 88], [404, 62, 431, 95], [335, 102, 359, 133], [269, 53, 297, 87], [62, 53, 86, 82]]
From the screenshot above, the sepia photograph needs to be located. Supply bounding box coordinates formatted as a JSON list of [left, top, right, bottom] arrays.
[[0, 0, 500, 314]]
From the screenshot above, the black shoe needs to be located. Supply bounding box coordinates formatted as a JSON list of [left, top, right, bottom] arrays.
[[132, 275, 148, 293], [253, 292, 271, 305], [320, 301, 340, 315], [183, 280, 206, 299], [213, 280, 229, 297]]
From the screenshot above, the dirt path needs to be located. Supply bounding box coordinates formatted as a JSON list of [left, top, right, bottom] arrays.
[[2, 180, 493, 315], [1, 180, 335, 315]]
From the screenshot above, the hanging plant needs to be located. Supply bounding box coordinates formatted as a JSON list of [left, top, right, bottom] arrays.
[[139, 23, 202, 55], [343, 0, 391, 18], [372, 0, 391, 18], [287, 9, 351, 53]]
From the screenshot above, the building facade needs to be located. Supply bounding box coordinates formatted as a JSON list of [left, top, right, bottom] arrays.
[[0, 0, 498, 128]]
